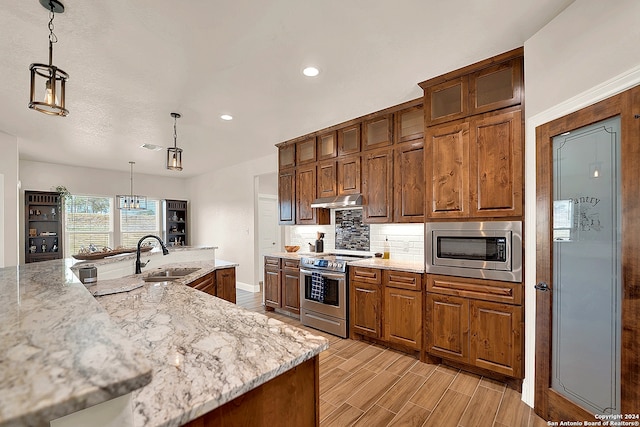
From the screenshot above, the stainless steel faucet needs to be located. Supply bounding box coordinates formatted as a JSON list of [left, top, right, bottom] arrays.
[[135, 235, 169, 274]]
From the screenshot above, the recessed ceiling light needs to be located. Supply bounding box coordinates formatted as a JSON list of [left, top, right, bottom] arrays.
[[220, 114, 233, 121], [303, 67, 320, 77], [140, 143, 163, 151]]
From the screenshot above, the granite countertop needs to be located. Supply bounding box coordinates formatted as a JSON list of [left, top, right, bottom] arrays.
[[96, 261, 328, 426], [347, 258, 425, 273], [0, 259, 153, 426], [0, 256, 328, 427]]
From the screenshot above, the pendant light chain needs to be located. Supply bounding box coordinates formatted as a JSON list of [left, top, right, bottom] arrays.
[[48, 8, 58, 44]]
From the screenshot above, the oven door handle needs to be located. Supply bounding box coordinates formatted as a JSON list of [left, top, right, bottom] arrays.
[[300, 268, 345, 281]]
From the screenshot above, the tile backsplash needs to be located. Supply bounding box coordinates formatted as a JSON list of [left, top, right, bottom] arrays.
[[284, 209, 424, 262], [335, 209, 370, 251]]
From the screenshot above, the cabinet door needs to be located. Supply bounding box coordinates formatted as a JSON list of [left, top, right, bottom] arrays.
[[362, 148, 393, 223], [395, 105, 424, 143], [278, 169, 295, 225], [264, 264, 281, 309], [318, 131, 337, 160], [215, 267, 236, 304], [425, 77, 469, 126], [394, 139, 425, 223], [384, 287, 422, 350], [278, 144, 295, 170], [190, 272, 216, 296], [469, 109, 523, 218], [363, 114, 393, 150], [470, 300, 522, 378], [425, 121, 469, 218], [296, 165, 329, 225], [350, 281, 382, 338], [337, 124, 360, 156], [317, 161, 337, 198], [282, 267, 300, 315], [469, 57, 523, 116], [296, 137, 316, 165], [426, 294, 469, 363], [337, 155, 360, 195]]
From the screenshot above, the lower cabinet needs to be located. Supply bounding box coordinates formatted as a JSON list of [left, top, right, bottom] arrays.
[[188, 267, 237, 304], [425, 274, 523, 379], [350, 267, 422, 352], [264, 256, 300, 315]]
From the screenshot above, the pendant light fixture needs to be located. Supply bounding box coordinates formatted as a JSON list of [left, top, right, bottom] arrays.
[[117, 162, 147, 210], [29, 0, 69, 117], [167, 112, 183, 171]]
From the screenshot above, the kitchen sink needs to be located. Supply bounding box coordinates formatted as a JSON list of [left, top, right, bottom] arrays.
[[143, 267, 201, 282]]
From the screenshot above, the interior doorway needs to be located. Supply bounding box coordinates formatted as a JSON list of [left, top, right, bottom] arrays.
[[254, 173, 282, 288], [534, 86, 639, 420]]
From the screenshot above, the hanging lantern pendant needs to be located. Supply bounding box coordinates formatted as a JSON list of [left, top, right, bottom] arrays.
[[167, 112, 183, 171], [29, 0, 69, 117]]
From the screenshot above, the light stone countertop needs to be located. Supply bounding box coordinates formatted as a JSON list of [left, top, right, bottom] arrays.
[[94, 259, 328, 427], [0, 255, 328, 427], [346, 258, 425, 273], [0, 259, 153, 427]]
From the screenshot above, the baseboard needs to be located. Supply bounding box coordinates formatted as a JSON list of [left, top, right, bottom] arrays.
[[236, 281, 260, 293]]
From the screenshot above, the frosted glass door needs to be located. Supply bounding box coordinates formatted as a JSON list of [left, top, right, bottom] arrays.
[[551, 117, 621, 415]]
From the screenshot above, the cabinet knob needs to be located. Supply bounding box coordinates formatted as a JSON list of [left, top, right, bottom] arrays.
[[534, 281, 550, 292]]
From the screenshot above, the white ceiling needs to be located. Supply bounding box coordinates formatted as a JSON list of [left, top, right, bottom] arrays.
[[0, 0, 574, 178]]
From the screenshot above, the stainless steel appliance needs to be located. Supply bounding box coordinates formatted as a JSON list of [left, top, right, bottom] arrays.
[[300, 253, 370, 338], [426, 221, 522, 282]]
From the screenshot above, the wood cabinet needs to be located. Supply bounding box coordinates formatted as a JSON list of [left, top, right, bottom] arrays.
[[296, 137, 316, 165], [337, 124, 360, 156], [337, 155, 361, 195], [395, 104, 424, 143], [425, 108, 522, 219], [278, 143, 295, 170], [25, 191, 63, 263], [362, 148, 393, 223], [383, 270, 422, 350], [394, 139, 425, 223], [296, 164, 330, 225], [425, 274, 523, 378], [216, 267, 236, 304], [278, 169, 295, 225], [317, 160, 337, 198], [264, 256, 300, 315], [318, 131, 337, 160], [420, 48, 523, 126], [363, 114, 393, 150], [350, 267, 382, 338], [163, 199, 188, 247], [264, 257, 281, 309], [188, 268, 236, 304]]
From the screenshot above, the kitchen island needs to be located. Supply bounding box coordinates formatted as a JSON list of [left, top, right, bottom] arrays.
[[0, 250, 328, 426]]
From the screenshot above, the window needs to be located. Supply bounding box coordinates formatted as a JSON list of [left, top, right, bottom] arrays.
[[119, 199, 160, 248], [65, 195, 114, 256]]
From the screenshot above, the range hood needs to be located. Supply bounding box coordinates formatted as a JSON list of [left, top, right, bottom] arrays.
[[310, 194, 363, 209]]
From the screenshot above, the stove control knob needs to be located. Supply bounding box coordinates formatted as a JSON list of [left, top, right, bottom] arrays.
[[337, 262, 343, 269], [328, 262, 335, 268]]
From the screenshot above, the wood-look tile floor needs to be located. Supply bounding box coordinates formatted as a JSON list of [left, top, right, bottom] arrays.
[[237, 289, 546, 427]]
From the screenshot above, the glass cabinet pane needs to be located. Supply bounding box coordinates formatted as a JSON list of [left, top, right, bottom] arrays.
[[431, 83, 463, 120], [397, 107, 424, 142], [338, 125, 360, 155], [476, 68, 513, 108], [278, 144, 295, 169], [296, 138, 316, 164], [318, 132, 337, 159]]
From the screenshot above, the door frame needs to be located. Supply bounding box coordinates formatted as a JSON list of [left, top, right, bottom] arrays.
[[534, 86, 640, 419]]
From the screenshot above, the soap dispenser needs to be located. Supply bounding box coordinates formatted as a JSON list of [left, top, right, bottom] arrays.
[[383, 236, 390, 259]]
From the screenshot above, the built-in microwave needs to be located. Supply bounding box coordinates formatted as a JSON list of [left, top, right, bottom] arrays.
[[425, 221, 522, 283]]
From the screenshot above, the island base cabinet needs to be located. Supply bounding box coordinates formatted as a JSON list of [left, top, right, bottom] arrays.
[[215, 268, 236, 304], [184, 356, 319, 427]]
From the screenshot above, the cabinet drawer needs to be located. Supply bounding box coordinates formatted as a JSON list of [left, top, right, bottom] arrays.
[[265, 256, 281, 268], [350, 267, 381, 284], [190, 273, 215, 291], [427, 274, 521, 305], [283, 259, 300, 270], [384, 270, 422, 291]]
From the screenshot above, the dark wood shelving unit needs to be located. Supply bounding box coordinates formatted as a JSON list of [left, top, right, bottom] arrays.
[[25, 190, 63, 263], [163, 199, 188, 246]]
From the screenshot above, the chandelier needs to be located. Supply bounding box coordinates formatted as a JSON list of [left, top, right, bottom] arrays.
[[28, 0, 69, 117], [117, 162, 147, 210], [167, 112, 183, 171]]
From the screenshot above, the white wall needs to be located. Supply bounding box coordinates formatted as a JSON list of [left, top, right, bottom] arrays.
[[0, 132, 19, 267], [19, 160, 189, 264], [187, 153, 277, 288], [521, 0, 640, 407]]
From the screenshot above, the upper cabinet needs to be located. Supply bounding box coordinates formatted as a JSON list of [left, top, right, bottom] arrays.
[[362, 148, 393, 223], [395, 105, 424, 143], [420, 48, 523, 127], [278, 143, 295, 170], [363, 114, 393, 150], [338, 124, 360, 156], [318, 131, 337, 160], [296, 164, 329, 225], [296, 137, 316, 165], [278, 169, 295, 225]]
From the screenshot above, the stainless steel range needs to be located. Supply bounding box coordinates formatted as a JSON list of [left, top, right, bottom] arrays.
[[299, 253, 370, 338]]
